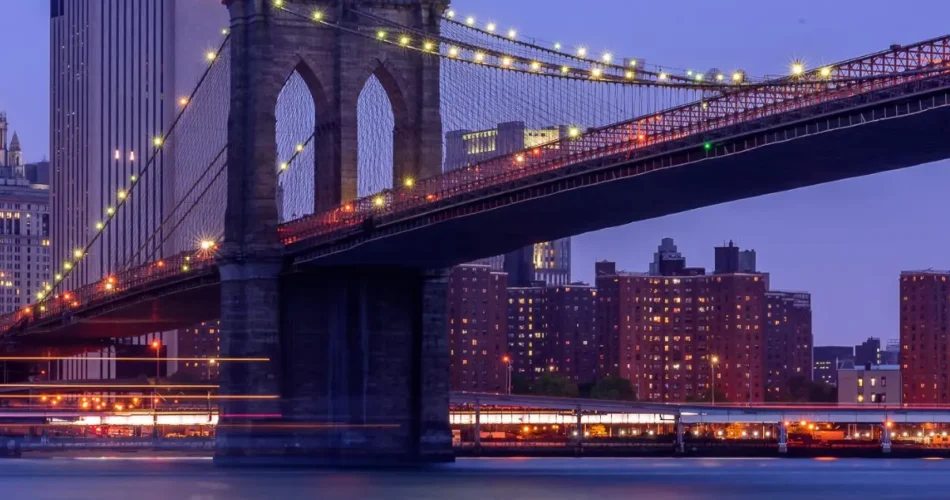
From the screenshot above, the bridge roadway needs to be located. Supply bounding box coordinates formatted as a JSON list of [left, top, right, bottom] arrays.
[[5, 70, 950, 351], [451, 392, 950, 425]]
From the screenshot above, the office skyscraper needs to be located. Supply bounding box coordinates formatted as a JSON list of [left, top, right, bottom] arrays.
[[50, 0, 227, 379]]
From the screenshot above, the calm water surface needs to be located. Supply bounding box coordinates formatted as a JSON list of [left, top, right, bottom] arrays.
[[1, 456, 946, 499]]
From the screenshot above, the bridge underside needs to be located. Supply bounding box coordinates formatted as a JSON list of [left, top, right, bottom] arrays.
[[302, 88, 950, 269], [3, 273, 220, 356]]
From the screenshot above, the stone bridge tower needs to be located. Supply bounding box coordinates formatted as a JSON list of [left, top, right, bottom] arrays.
[[218, 0, 451, 465]]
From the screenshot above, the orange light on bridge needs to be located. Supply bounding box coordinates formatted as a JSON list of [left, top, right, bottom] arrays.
[[104, 283, 114, 291], [106, 276, 116, 285], [71, 301, 79, 307], [151, 340, 160, 349], [515, 155, 525, 163], [799, 420, 807, 426], [63, 293, 71, 301], [200, 240, 215, 250], [23, 307, 31, 314], [157, 260, 166, 268], [425, 194, 435, 201]]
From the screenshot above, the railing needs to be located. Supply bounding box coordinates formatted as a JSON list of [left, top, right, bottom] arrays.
[[0, 250, 218, 334], [279, 35, 950, 245]]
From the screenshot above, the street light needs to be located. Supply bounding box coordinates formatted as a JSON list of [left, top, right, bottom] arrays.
[[710, 355, 719, 405], [501, 355, 512, 395]]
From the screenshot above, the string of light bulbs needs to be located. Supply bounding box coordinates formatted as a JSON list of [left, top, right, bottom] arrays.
[[27, 33, 233, 314]]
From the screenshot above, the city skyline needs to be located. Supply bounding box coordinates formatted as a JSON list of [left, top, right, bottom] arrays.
[[2, 0, 950, 351]]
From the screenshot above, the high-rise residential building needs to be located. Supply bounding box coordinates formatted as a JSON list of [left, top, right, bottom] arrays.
[[594, 261, 621, 378], [597, 246, 769, 404], [764, 291, 813, 399], [812, 346, 854, 386], [177, 320, 221, 381], [50, 0, 227, 378], [854, 337, 882, 366], [0, 114, 51, 315], [899, 270, 950, 404], [544, 284, 598, 385], [507, 284, 547, 380], [447, 265, 509, 392]]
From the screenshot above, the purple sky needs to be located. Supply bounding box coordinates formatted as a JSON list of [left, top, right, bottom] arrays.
[[3, 0, 950, 347]]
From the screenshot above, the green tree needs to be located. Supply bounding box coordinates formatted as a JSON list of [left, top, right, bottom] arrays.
[[532, 373, 579, 398], [589, 376, 637, 401]]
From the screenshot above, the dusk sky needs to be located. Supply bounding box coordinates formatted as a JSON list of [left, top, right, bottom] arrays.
[[2, 0, 950, 347]]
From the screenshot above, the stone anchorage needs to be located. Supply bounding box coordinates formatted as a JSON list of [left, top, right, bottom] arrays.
[[216, 0, 452, 466]]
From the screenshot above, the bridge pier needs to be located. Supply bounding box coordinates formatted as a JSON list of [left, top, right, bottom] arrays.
[[675, 416, 685, 454], [778, 422, 788, 454], [274, 266, 453, 465], [882, 423, 892, 454]]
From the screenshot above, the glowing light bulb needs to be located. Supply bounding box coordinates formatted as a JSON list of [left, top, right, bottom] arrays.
[[561, 66, 570, 74], [446, 10, 455, 18], [508, 29, 517, 39], [695, 73, 704, 81], [114, 149, 120, 160], [424, 41, 434, 51], [577, 47, 587, 57], [554, 42, 562, 51], [63, 262, 72, 270], [568, 127, 580, 138], [377, 30, 386, 40], [130, 174, 137, 182], [448, 47, 459, 58], [55, 274, 62, 281], [465, 16, 475, 26], [153, 137, 163, 147], [279, 162, 288, 171], [400, 36, 410, 46], [107, 207, 115, 215], [820, 66, 832, 77], [205, 51, 216, 62], [591, 67, 603, 78], [295, 144, 304, 152], [625, 71, 635, 79], [474, 52, 485, 63], [486, 23, 496, 32], [182, 264, 190, 272], [658, 73, 668, 81], [179, 96, 189, 107], [221, 28, 230, 36], [501, 57, 512, 67], [629, 60, 638, 67], [117, 190, 127, 200], [273, 0, 283, 7], [732, 72, 743, 82], [73, 249, 84, 259], [312, 10, 323, 21], [530, 61, 541, 71], [602, 53, 612, 63], [200, 240, 215, 250], [716, 74, 724, 81], [403, 177, 414, 188], [36, 291, 44, 299], [95, 222, 104, 231], [373, 196, 385, 207], [791, 62, 805, 76]]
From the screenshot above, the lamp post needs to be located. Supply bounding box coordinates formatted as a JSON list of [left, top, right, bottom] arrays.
[[502, 356, 512, 395], [151, 340, 160, 438], [710, 355, 719, 405], [207, 359, 216, 417]]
